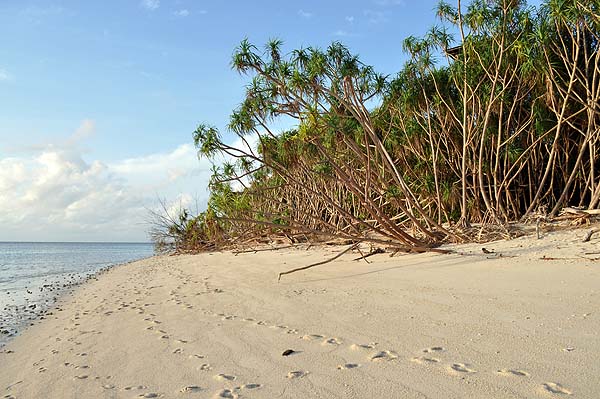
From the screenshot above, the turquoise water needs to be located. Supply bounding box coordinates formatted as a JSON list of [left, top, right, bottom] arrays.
[[0, 242, 154, 345]]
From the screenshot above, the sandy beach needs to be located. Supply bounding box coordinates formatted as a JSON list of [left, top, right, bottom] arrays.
[[1, 228, 599, 398]]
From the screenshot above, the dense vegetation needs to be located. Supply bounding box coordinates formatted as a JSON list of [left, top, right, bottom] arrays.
[[151, 0, 600, 252]]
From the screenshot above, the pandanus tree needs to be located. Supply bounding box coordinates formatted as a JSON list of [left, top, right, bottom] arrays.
[[194, 39, 458, 248], [151, 0, 600, 253]]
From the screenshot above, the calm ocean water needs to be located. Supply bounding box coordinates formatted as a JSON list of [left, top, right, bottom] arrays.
[[0, 242, 154, 345]]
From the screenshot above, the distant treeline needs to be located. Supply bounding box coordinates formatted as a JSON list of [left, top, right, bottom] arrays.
[[151, 0, 600, 252]]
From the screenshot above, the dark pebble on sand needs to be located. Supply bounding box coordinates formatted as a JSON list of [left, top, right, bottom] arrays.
[[282, 349, 295, 356]]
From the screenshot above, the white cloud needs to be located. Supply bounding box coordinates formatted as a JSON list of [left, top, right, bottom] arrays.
[[140, 0, 160, 11], [0, 69, 12, 81], [334, 30, 357, 37], [298, 9, 313, 18], [173, 9, 189, 17], [345, 16, 355, 23], [0, 122, 215, 241], [364, 9, 387, 24], [68, 119, 96, 143]]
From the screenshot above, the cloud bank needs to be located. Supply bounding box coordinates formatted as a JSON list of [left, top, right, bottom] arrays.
[[0, 123, 212, 242]]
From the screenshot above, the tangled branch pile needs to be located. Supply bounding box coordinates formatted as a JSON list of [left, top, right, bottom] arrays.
[[152, 0, 600, 253]]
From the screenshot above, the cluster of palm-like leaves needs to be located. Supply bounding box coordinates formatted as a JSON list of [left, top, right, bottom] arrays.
[[156, 0, 600, 252]]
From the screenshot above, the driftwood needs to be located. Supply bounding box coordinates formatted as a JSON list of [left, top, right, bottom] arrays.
[[353, 247, 385, 261], [233, 244, 296, 255], [278, 243, 360, 281], [583, 229, 597, 243]]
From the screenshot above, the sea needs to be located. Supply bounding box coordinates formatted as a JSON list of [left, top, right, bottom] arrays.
[[0, 242, 154, 346]]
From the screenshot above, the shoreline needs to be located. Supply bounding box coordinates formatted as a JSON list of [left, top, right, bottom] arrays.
[[0, 254, 155, 348], [1, 228, 599, 398]]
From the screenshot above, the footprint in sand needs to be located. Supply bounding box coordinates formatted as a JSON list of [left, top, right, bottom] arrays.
[[214, 374, 236, 382], [239, 383, 262, 390], [213, 389, 237, 399], [350, 343, 377, 350], [322, 338, 342, 346], [198, 364, 212, 371], [497, 369, 529, 377], [189, 354, 205, 359], [423, 346, 445, 353], [337, 363, 360, 370], [287, 370, 309, 379], [139, 394, 159, 398], [411, 356, 440, 364], [73, 375, 89, 380], [370, 350, 399, 361], [301, 334, 324, 341], [172, 348, 183, 354], [102, 384, 116, 389], [542, 382, 572, 395], [448, 363, 476, 373], [180, 385, 202, 393], [123, 385, 147, 391]]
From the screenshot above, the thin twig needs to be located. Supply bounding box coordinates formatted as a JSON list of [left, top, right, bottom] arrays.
[[233, 245, 296, 255], [353, 247, 385, 261], [278, 243, 360, 281]]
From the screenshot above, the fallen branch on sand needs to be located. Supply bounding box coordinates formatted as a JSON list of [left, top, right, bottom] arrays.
[[233, 245, 296, 255], [583, 229, 597, 243], [353, 247, 385, 261], [278, 243, 360, 281]]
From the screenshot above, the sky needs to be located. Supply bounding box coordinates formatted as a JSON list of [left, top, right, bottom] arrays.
[[0, 0, 542, 242]]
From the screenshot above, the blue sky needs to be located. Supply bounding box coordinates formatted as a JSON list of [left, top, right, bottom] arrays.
[[0, 0, 542, 241]]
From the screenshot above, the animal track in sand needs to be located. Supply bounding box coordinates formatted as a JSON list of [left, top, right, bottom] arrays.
[[337, 363, 360, 370], [411, 356, 440, 364], [138, 393, 159, 398], [198, 364, 212, 371], [73, 375, 89, 380], [448, 363, 476, 373], [370, 350, 399, 361], [497, 369, 529, 377], [214, 374, 236, 381], [287, 370, 309, 379], [423, 346, 445, 353], [172, 348, 183, 354], [542, 382, 572, 395], [189, 354, 205, 359]]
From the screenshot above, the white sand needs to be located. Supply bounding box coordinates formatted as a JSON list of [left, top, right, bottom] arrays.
[[1, 228, 599, 398]]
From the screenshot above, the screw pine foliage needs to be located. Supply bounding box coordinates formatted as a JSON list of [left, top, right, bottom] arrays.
[[153, 0, 600, 252]]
